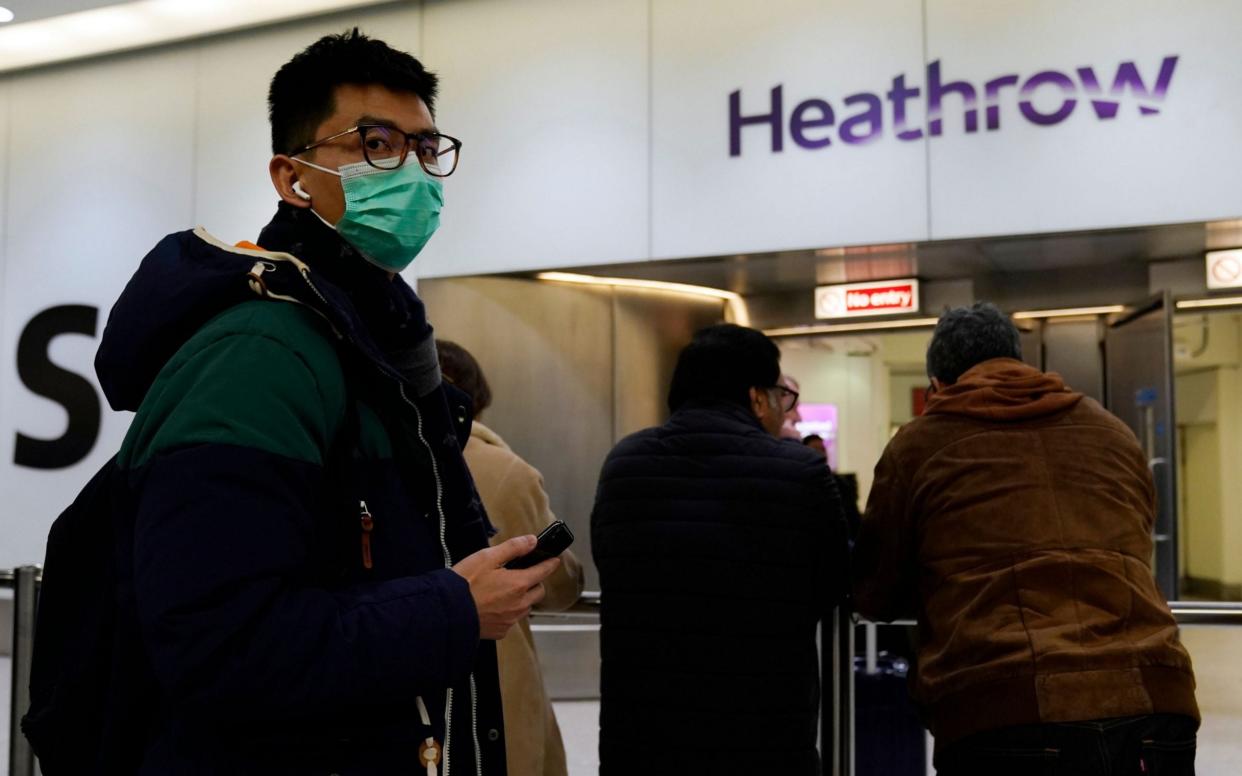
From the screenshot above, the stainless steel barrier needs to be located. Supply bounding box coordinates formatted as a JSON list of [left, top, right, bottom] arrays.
[[4, 565, 40, 776], [830, 601, 1242, 776], [5, 575, 1242, 776], [1167, 600, 1242, 624], [830, 605, 855, 776]]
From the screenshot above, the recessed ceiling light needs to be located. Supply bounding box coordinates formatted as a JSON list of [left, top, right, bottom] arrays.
[[0, 7, 15, 24]]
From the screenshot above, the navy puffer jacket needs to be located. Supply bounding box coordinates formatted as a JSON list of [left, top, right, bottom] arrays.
[[87, 206, 504, 775]]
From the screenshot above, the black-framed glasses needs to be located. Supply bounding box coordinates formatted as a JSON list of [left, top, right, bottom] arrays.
[[293, 124, 462, 177], [773, 385, 800, 413]]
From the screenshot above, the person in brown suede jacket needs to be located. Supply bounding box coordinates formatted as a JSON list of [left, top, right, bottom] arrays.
[[854, 302, 1199, 776]]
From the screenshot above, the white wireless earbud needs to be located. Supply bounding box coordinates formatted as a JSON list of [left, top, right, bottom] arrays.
[[292, 181, 312, 201]]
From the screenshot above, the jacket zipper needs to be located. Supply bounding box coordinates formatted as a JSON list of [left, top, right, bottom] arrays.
[[296, 266, 334, 314], [293, 266, 481, 776], [400, 382, 473, 776], [359, 501, 374, 569], [468, 674, 482, 776]]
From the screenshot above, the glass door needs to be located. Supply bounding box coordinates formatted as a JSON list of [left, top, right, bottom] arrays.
[[1105, 293, 1179, 599]]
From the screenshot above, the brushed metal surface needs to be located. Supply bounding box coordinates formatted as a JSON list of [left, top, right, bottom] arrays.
[[421, 276, 725, 590], [421, 275, 724, 700], [1043, 318, 1105, 404], [531, 611, 602, 701], [421, 276, 616, 589]]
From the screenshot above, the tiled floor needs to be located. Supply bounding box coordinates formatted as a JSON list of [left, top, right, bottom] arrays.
[[3, 628, 1239, 776], [1179, 625, 1242, 774], [552, 701, 600, 776]]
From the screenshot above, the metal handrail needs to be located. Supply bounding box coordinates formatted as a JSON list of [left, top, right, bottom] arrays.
[[0, 568, 41, 587], [1168, 600, 1242, 624], [851, 601, 1242, 629], [828, 601, 1242, 776]]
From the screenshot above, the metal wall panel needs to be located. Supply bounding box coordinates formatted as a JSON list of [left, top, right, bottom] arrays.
[[422, 276, 725, 700], [1043, 318, 1104, 404], [420, 276, 615, 589], [611, 287, 724, 439], [421, 276, 726, 591]]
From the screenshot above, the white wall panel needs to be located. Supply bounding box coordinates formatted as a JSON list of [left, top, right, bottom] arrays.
[[926, 0, 1242, 240], [650, 0, 928, 260], [0, 80, 8, 308], [0, 49, 196, 568], [0, 81, 10, 550], [194, 4, 423, 246], [416, 0, 649, 278]]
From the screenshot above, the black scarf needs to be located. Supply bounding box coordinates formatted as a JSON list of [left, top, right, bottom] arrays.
[[256, 201, 432, 356]]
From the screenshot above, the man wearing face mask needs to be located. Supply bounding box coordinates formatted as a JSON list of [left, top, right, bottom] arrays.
[[591, 324, 850, 774], [87, 30, 556, 775]]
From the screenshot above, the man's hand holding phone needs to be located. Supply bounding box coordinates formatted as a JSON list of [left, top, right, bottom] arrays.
[[452, 535, 560, 640]]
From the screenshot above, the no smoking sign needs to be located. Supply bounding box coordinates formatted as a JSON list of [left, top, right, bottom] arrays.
[[1207, 249, 1242, 290]]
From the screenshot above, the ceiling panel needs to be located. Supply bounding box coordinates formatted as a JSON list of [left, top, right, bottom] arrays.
[[534, 220, 1237, 296]]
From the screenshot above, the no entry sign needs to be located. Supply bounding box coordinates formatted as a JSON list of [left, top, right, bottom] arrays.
[[1207, 249, 1242, 290], [815, 278, 921, 319]]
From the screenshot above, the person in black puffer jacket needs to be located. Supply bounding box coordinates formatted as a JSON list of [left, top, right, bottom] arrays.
[[592, 324, 850, 775]]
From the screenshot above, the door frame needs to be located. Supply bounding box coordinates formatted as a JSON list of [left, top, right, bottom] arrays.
[[1105, 292, 1179, 599]]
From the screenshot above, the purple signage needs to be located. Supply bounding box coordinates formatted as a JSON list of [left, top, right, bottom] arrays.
[[795, 403, 839, 471], [729, 56, 1179, 156]]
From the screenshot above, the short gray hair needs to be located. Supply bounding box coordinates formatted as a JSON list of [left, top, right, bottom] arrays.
[[926, 302, 1022, 383]]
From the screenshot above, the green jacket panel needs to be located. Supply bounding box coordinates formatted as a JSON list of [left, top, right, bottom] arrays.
[[118, 300, 347, 470]]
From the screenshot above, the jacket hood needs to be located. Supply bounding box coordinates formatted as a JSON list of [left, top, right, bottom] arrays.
[[96, 221, 424, 413], [96, 229, 275, 412], [925, 358, 1082, 421]]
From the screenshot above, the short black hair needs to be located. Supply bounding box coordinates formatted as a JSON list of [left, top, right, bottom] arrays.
[[802, 434, 823, 444], [268, 28, 439, 155], [667, 324, 781, 412], [436, 340, 492, 417], [926, 302, 1022, 384]]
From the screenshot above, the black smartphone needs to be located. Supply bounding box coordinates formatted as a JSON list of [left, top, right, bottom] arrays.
[[505, 521, 575, 569]]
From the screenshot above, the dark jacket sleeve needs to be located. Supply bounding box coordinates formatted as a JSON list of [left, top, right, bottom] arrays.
[[852, 440, 918, 622], [798, 456, 851, 610], [128, 330, 479, 719]]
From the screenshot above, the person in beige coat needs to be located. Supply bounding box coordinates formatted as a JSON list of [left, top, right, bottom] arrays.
[[437, 340, 586, 776]]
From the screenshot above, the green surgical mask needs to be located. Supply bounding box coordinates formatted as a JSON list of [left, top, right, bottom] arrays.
[[293, 157, 443, 273]]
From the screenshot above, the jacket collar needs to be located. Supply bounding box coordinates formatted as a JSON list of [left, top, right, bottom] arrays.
[[469, 421, 510, 451], [256, 202, 430, 356], [669, 399, 768, 434]]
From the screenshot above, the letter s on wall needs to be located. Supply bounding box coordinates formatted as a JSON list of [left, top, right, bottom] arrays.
[[14, 304, 102, 469]]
